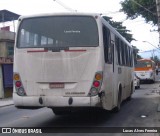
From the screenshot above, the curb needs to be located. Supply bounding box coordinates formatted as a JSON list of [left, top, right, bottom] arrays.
[[158, 99, 160, 112], [0, 103, 14, 108]]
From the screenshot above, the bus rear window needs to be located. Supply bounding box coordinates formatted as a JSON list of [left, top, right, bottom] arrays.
[[17, 16, 99, 48], [135, 61, 152, 68]]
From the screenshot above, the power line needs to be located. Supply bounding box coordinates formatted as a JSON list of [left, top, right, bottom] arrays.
[[139, 49, 160, 53], [131, 0, 157, 16], [53, 0, 77, 12], [142, 41, 160, 53]]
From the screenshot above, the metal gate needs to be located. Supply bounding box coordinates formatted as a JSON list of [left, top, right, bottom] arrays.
[[2, 64, 13, 88]]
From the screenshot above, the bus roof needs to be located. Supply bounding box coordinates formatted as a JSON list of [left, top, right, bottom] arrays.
[[18, 12, 100, 20], [137, 59, 155, 63]]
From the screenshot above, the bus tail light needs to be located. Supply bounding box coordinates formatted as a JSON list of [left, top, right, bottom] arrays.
[[13, 73, 26, 96], [17, 87, 26, 96], [15, 81, 22, 88], [93, 81, 100, 88], [88, 72, 103, 96]]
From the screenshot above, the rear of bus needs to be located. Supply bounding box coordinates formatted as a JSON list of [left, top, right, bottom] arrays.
[[135, 59, 156, 82], [13, 14, 104, 111]]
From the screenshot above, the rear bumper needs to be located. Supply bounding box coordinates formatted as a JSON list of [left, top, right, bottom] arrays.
[[13, 93, 101, 108], [139, 78, 153, 81], [134, 81, 138, 87], [136, 74, 154, 81]]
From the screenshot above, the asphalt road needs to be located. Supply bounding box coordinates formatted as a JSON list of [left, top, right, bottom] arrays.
[[0, 81, 160, 136]]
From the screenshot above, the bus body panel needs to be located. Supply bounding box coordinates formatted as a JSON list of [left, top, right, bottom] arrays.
[[14, 48, 100, 97], [13, 13, 134, 111]]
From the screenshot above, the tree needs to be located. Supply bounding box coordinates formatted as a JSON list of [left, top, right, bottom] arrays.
[[132, 45, 142, 61], [103, 16, 142, 59], [103, 16, 136, 42], [151, 55, 160, 64], [120, 0, 157, 25]]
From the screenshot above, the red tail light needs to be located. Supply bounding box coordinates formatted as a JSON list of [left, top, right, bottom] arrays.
[[88, 71, 103, 96], [93, 81, 100, 88], [14, 73, 26, 96], [15, 81, 22, 88]]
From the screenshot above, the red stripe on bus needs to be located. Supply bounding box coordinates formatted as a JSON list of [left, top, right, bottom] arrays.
[[27, 50, 48, 53], [64, 50, 86, 52]]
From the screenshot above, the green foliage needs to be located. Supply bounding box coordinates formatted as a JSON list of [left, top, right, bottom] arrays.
[[103, 16, 136, 43], [137, 54, 142, 59], [120, 0, 157, 25], [151, 55, 160, 63], [132, 45, 142, 59]]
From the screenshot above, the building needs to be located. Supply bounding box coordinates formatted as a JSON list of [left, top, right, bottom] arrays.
[[0, 10, 20, 98], [0, 30, 14, 98]]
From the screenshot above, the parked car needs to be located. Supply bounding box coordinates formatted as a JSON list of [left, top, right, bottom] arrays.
[[134, 73, 140, 89]]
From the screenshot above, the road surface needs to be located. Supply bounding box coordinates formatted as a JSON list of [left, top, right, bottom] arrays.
[[0, 81, 160, 136]]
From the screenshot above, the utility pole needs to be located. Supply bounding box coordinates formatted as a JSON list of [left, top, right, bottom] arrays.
[[152, 49, 155, 59], [156, 0, 160, 47]]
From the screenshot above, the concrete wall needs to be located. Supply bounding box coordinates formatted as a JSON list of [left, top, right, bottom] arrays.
[[0, 30, 15, 40], [0, 30, 15, 58], [0, 42, 7, 57], [0, 30, 15, 98]]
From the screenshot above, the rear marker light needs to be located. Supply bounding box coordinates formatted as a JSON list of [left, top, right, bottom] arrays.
[[95, 73, 102, 80], [14, 74, 20, 81]]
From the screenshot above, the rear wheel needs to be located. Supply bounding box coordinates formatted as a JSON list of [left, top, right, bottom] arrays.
[[113, 89, 122, 112], [52, 108, 71, 115], [138, 82, 140, 89], [127, 83, 133, 101]]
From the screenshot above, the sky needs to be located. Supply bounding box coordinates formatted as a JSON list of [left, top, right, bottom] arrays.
[[0, 0, 159, 58]]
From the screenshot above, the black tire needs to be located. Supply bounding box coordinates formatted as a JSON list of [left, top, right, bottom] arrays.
[[127, 83, 133, 101], [113, 90, 122, 112], [52, 108, 71, 115]]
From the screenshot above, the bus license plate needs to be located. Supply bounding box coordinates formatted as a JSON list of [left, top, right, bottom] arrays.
[[49, 83, 64, 88]]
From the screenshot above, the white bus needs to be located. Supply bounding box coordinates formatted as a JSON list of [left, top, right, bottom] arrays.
[[13, 13, 134, 115], [135, 59, 156, 83]]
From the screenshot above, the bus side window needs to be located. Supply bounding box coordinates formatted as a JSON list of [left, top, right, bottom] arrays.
[[103, 26, 112, 64], [115, 37, 122, 65]]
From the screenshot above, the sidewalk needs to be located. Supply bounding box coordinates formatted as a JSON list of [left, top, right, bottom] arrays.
[[0, 97, 14, 107]]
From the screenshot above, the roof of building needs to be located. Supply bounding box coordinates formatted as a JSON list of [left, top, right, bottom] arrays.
[[0, 9, 20, 22]]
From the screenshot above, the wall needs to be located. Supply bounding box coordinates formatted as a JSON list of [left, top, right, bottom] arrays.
[[0, 30, 15, 98], [0, 65, 4, 98], [0, 30, 15, 40], [0, 42, 7, 57], [0, 30, 15, 57]]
